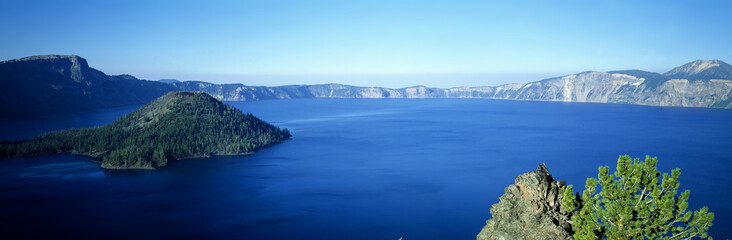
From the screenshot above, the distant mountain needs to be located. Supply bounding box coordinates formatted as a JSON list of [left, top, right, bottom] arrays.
[[664, 60, 732, 80], [158, 79, 181, 84], [606, 70, 670, 89], [0, 55, 177, 114], [170, 69, 732, 108], [163, 60, 732, 108], [172, 81, 318, 101], [0, 92, 291, 169], [1, 55, 731, 111]]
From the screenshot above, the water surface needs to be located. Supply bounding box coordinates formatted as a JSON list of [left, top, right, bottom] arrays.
[[1, 99, 730, 239]]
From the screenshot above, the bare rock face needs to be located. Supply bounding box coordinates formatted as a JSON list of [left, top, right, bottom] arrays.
[[476, 164, 572, 240]]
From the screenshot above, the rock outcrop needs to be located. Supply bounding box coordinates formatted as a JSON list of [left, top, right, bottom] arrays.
[[476, 164, 572, 240]]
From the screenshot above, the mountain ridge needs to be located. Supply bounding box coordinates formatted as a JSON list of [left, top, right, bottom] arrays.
[[0, 55, 177, 114], [664, 60, 732, 80], [1, 55, 731, 112]]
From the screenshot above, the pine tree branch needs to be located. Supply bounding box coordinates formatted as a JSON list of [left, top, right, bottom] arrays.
[[681, 233, 698, 240], [629, 168, 638, 189], [593, 204, 617, 227], [669, 225, 693, 239], [635, 187, 647, 208]]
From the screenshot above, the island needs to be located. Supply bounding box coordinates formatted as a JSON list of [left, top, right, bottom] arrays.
[[0, 91, 292, 169]]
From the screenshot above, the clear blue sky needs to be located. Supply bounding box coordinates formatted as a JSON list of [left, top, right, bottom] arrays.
[[1, 0, 731, 88]]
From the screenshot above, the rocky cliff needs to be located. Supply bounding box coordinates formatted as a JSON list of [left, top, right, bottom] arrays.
[[0, 55, 177, 113], [476, 164, 572, 240]]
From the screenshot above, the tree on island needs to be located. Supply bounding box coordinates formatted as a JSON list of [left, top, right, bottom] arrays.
[[562, 155, 714, 239]]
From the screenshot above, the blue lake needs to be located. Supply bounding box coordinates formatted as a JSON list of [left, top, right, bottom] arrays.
[[1, 98, 731, 239]]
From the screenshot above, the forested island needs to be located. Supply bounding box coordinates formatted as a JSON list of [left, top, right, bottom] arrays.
[[0, 92, 291, 169]]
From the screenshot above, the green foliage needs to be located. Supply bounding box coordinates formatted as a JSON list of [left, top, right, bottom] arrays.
[[561, 155, 714, 239], [0, 92, 291, 169]]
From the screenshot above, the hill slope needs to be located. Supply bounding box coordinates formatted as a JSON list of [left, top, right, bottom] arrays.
[[664, 60, 732, 80], [0, 55, 177, 114], [0, 92, 291, 169]]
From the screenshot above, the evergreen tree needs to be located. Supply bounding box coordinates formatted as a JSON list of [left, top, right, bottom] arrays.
[[562, 155, 714, 239]]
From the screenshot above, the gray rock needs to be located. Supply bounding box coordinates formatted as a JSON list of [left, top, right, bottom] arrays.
[[476, 164, 572, 240]]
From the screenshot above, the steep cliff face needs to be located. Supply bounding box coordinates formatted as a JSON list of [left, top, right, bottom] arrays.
[[0, 55, 98, 85], [627, 79, 732, 107], [0, 55, 177, 113], [507, 72, 646, 103], [476, 164, 572, 240], [494, 70, 732, 108]]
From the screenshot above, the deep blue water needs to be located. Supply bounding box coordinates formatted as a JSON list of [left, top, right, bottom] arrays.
[[1, 99, 731, 239]]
